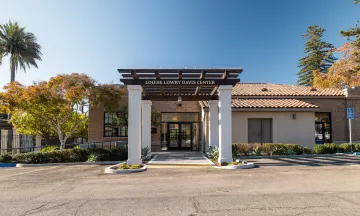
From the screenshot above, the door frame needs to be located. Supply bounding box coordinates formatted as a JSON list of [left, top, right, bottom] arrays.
[[315, 122, 325, 144], [166, 122, 193, 150], [248, 118, 273, 143]]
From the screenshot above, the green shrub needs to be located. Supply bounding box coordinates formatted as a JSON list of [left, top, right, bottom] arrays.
[[221, 162, 228, 166], [303, 147, 313, 155], [313, 143, 338, 154], [338, 144, 351, 153], [0, 154, 13, 163], [87, 153, 99, 162], [235, 143, 252, 156], [232, 144, 238, 159], [354, 144, 360, 152], [262, 143, 275, 156], [41, 146, 58, 152], [11, 147, 127, 164], [252, 146, 262, 156], [207, 146, 219, 160]]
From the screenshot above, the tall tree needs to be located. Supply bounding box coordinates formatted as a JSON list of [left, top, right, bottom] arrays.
[[0, 73, 125, 148], [297, 25, 337, 86], [341, 21, 360, 74], [0, 21, 42, 82]]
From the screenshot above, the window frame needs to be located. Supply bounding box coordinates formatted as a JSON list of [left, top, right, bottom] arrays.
[[103, 112, 128, 138], [314, 112, 332, 143]]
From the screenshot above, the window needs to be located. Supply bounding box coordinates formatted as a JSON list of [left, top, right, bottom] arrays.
[[315, 112, 332, 143], [248, 118, 273, 143], [104, 112, 128, 137], [0, 114, 8, 120]]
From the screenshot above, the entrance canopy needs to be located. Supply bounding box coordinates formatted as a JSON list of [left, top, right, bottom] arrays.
[[119, 69, 242, 101]]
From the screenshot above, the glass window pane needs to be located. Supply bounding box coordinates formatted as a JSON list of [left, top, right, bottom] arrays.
[[161, 113, 199, 122], [104, 112, 128, 137]]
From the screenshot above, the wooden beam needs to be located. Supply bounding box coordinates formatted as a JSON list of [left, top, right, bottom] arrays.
[[155, 71, 161, 80], [131, 71, 138, 79], [143, 95, 219, 101], [178, 71, 182, 80], [200, 71, 206, 79], [210, 87, 218, 96], [221, 71, 229, 80], [195, 87, 200, 95]]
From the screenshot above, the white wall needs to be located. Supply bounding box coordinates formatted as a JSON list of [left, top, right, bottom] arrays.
[[232, 111, 315, 148]]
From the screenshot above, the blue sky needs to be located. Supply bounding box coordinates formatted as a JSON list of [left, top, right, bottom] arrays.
[[0, 0, 359, 87]]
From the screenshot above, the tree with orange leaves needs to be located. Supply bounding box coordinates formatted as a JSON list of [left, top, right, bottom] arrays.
[[0, 73, 125, 148], [313, 21, 360, 89]]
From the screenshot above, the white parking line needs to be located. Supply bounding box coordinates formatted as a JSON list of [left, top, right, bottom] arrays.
[[0, 166, 58, 179]]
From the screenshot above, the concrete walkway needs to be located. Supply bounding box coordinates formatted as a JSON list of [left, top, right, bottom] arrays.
[[148, 151, 213, 166]]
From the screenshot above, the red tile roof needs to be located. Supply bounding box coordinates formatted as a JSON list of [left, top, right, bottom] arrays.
[[200, 99, 319, 109], [232, 83, 344, 96]]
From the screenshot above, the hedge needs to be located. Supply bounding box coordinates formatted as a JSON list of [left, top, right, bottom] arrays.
[[0, 148, 127, 164], [233, 143, 360, 156], [233, 143, 307, 156], [313, 143, 360, 154]]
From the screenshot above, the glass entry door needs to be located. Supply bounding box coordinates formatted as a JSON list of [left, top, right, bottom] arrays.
[[169, 124, 180, 148], [167, 123, 192, 150], [315, 122, 325, 144]]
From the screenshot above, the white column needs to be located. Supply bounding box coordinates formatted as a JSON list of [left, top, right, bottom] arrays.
[[218, 85, 233, 164], [208, 100, 219, 148], [204, 111, 209, 151], [141, 100, 152, 157], [35, 134, 42, 152], [0, 129, 8, 154], [12, 130, 20, 154], [127, 85, 143, 165]]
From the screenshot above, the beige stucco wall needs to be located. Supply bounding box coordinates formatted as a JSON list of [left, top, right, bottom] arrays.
[[232, 111, 315, 148]]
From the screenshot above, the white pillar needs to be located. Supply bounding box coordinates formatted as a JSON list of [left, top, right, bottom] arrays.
[[218, 85, 233, 164], [12, 130, 20, 154], [208, 100, 219, 148], [0, 129, 8, 154], [127, 85, 143, 165], [141, 100, 152, 157], [35, 134, 42, 152]]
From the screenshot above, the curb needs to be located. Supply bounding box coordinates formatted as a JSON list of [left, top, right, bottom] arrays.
[[0, 163, 17, 168], [16, 161, 124, 168]]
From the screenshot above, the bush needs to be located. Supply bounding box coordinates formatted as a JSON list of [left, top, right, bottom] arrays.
[[0, 154, 12, 163], [313, 143, 338, 154], [207, 146, 219, 160], [10, 147, 127, 164], [232, 144, 237, 159], [87, 153, 99, 162], [221, 162, 228, 166], [236, 144, 252, 156], [233, 143, 304, 156], [303, 147, 313, 155], [41, 146, 58, 152]]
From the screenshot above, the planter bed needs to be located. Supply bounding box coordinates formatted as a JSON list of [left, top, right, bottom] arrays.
[[104, 162, 147, 174], [210, 160, 256, 169]]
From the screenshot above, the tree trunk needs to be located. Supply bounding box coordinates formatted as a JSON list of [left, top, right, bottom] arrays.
[[10, 61, 15, 82], [58, 130, 65, 150]]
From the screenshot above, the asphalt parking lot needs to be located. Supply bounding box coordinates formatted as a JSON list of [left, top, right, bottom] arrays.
[[1, 156, 360, 216]]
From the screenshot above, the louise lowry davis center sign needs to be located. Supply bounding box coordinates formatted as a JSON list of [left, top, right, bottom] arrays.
[[120, 79, 239, 86]]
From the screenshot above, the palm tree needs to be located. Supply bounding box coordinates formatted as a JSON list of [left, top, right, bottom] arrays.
[[0, 21, 42, 82]]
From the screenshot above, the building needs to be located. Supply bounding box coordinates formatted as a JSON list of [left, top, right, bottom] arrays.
[[88, 69, 360, 164]]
